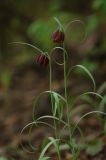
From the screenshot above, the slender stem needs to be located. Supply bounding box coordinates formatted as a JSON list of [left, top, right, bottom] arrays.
[[63, 43, 72, 142], [49, 59, 52, 91], [54, 17, 65, 32], [8, 42, 44, 53], [63, 47, 67, 99], [49, 58, 61, 160]]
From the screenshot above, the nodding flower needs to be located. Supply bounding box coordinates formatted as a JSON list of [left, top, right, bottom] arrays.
[[36, 54, 49, 67], [52, 30, 65, 43]]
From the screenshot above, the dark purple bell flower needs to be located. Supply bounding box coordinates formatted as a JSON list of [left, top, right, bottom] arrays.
[[52, 30, 65, 43], [36, 54, 49, 67]]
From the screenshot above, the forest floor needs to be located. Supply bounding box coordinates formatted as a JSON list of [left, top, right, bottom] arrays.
[[0, 57, 106, 160]]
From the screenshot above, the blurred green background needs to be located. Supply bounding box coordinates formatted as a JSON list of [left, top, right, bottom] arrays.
[[0, 0, 106, 90]]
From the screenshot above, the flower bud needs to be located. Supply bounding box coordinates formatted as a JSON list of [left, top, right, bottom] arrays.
[[36, 54, 49, 67], [52, 30, 65, 43]]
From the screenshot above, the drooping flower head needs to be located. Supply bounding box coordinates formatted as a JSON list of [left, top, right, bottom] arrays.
[[36, 54, 49, 67], [52, 30, 65, 43]]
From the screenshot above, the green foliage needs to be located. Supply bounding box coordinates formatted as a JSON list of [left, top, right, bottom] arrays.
[[98, 81, 106, 94], [86, 15, 99, 34], [86, 139, 103, 156], [28, 19, 55, 51], [77, 59, 98, 74], [38, 138, 59, 160], [93, 0, 106, 13], [0, 157, 15, 160], [101, 37, 106, 51], [68, 139, 82, 160], [0, 70, 12, 89], [52, 92, 64, 120], [40, 138, 49, 151], [67, 64, 96, 92], [0, 157, 7, 160]]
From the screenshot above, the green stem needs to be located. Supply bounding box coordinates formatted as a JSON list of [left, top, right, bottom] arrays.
[[54, 17, 65, 31], [49, 58, 61, 160], [63, 49, 67, 99], [49, 59, 52, 91], [63, 43, 72, 142]]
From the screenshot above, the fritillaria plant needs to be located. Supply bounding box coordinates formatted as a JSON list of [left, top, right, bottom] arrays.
[[10, 17, 106, 160]]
